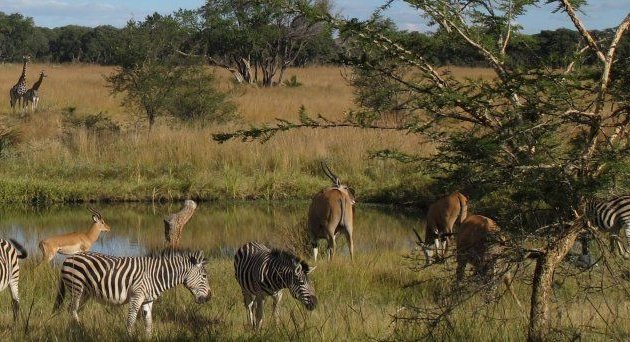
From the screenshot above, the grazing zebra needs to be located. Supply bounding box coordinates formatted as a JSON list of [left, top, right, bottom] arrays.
[[0, 239, 27, 321], [234, 242, 317, 329], [586, 195, 630, 258], [53, 250, 210, 336]]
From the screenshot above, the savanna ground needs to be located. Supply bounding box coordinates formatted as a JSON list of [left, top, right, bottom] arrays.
[[0, 64, 628, 340]]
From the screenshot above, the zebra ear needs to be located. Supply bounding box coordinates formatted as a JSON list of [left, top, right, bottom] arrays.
[[294, 262, 302, 275]]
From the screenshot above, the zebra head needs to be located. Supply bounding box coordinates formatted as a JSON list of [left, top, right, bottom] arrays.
[[288, 259, 317, 311], [183, 251, 211, 304]]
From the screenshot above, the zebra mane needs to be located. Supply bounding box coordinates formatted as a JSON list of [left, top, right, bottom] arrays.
[[269, 248, 312, 273], [145, 248, 206, 264]]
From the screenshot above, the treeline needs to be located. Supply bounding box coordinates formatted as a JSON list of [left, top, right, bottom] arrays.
[[1, 8, 629, 68]]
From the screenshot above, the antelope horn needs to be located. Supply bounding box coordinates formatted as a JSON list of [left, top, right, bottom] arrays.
[[88, 207, 102, 220], [321, 162, 340, 187], [412, 228, 425, 245]]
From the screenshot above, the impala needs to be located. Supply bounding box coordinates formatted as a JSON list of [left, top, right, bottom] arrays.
[[39, 208, 111, 262]]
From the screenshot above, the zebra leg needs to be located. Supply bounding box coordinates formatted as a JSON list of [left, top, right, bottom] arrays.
[[126, 295, 144, 335], [9, 281, 19, 322], [254, 296, 265, 330], [623, 224, 630, 259], [243, 291, 255, 328], [142, 301, 154, 337], [70, 287, 84, 323], [272, 291, 283, 324]]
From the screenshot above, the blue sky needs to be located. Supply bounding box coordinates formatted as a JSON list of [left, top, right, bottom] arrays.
[[1, 0, 629, 34]]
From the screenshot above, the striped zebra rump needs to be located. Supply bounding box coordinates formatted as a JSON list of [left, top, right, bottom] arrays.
[[234, 242, 317, 313], [0, 239, 27, 291], [0, 239, 27, 321], [587, 196, 630, 257]]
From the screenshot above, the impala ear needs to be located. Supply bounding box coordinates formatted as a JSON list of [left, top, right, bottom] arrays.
[[92, 215, 99, 223]]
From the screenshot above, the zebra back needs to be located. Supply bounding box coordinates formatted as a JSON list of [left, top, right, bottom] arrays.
[[60, 250, 210, 304], [234, 242, 317, 310]]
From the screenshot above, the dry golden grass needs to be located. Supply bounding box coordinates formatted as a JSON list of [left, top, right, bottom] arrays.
[[0, 63, 440, 203]]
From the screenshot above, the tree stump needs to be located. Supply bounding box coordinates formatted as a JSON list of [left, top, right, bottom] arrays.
[[164, 200, 197, 248]]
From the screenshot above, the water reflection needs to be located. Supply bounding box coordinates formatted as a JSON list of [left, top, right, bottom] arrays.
[[0, 202, 424, 262]]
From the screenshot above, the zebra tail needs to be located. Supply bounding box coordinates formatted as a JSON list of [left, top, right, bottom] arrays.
[[9, 239, 27, 259], [52, 280, 66, 313]]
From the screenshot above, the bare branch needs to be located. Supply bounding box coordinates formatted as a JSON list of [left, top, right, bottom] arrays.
[[559, 0, 606, 63], [594, 13, 630, 115]]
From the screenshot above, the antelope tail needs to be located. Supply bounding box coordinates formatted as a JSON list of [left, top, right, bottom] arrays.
[[9, 239, 27, 259]]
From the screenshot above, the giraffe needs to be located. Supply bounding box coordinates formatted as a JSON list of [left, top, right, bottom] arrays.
[[23, 70, 47, 111], [9, 56, 30, 110]]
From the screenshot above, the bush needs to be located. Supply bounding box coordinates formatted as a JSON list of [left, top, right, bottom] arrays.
[[62, 108, 120, 134], [0, 124, 20, 158], [283, 75, 303, 88], [167, 66, 236, 124]]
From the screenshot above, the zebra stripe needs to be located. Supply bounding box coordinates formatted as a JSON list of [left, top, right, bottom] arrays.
[[234, 242, 317, 329], [0, 239, 27, 321], [587, 195, 630, 254], [54, 250, 210, 336]]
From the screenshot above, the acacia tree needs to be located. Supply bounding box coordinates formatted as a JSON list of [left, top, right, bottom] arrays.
[[107, 13, 234, 129], [214, 0, 630, 339], [193, 0, 331, 86]]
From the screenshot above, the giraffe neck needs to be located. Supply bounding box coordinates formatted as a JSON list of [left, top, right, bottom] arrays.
[[17, 60, 28, 86], [32, 74, 45, 90]]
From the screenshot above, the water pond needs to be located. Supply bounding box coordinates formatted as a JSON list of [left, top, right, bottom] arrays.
[[0, 201, 423, 262]]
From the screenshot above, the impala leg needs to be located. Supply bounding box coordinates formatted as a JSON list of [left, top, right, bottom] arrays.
[[142, 301, 154, 337], [126, 295, 144, 335], [272, 291, 283, 324], [9, 281, 19, 322]]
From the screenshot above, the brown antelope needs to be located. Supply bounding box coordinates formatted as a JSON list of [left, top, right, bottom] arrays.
[[39, 208, 111, 262], [307, 162, 355, 261], [421, 191, 468, 263], [455, 215, 528, 310]]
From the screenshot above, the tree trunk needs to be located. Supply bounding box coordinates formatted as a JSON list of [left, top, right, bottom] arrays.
[[164, 200, 198, 248], [528, 220, 584, 341]]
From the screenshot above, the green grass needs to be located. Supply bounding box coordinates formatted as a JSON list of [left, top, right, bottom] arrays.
[[1, 251, 628, 340]]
